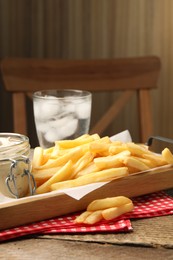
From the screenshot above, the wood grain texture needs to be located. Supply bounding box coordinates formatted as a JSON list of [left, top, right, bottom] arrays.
[[0, 0, 173, 144], [1, 234, 173, 260], [1, 165, 173, 231], [1, 56, 160, 142]]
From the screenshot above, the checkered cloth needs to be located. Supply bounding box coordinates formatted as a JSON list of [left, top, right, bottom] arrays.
[[0, 191, 173, 242]]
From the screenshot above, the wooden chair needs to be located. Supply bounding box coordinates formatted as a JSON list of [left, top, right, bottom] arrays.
[[0, 56, 161, 143]]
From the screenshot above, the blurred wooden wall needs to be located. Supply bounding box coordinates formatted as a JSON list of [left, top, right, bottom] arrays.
[[0, 0, 173, 146]]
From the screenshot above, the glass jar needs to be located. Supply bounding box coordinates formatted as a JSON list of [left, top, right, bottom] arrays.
[[0, 133, 36, 198]]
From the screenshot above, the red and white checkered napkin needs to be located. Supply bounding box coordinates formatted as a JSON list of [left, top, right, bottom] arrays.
[[127, 191, 173, 219], [0, 216, 132, 242], [0, 191, 173, 242]]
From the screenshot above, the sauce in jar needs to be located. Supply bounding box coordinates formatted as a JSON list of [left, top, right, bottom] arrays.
[[0, 133, 36, 198]]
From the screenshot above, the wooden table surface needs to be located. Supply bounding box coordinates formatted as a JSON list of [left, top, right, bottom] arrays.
[[0, 190, 173, 260]]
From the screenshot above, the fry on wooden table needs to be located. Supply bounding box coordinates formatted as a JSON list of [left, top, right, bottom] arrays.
[[74, 196, 134, 224], [74, 211, 92, 224], [102, 202, 134, 220], [83, 210, 103, 225], [87, 196, 132, 211]]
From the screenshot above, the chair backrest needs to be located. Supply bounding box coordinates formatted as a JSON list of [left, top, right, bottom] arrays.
[[0, 56, 161, 143]]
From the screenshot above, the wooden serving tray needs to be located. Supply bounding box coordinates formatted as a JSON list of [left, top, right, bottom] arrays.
[[0, 165, 173, 231]]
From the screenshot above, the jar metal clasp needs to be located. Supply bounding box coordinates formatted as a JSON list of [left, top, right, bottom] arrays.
[[5, 156, 36, 199]]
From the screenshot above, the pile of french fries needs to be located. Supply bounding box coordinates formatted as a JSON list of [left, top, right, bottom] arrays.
[[74, 196, 134, 224], [31, 133, 173, 195]]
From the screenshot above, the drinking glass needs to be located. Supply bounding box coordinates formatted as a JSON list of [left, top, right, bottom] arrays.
[[33, 89, 92, 148]]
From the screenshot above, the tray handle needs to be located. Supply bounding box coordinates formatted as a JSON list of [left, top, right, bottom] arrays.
[[147, 136, 173, 147]]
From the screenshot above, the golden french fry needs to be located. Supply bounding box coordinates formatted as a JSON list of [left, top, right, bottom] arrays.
[[75, 196, 134, 224], [35, 146, 83, 170], [89, 142, 110, 157], [84, 210, 103, 224], [44, 146, 54, 155], [102, 202, 134, 220], [36, 160, 73, 194], [134, 157, 157, 168], [33, 166, 62, 181], [109, 143, 127, 155], [33, 166, 62, 175], [34, 177, 51, 187], [87, 196, 132, 211], [32, 147, 44, 168], [72, 151, 94, 178], [89, 136, 111, 148], [94, 150, 130, 170], [94, 156, 122, 170], [51, 167, 129, 191], [49, 145, 60, 158], [77, 133, 100, 140], [32, 133, 173, 197], [55, 134, 100, 149], [34, 172, 56, 184], [127, 166, 141, 174], [122, 156, 150, 171], [75, 162, 98, 178], [125, 142, 152, 157], [74, 211, 92, 224], [38, 147, 55, 165], [142, 153, 167, 167], [162, 148, 173, 164], [88, 133, 101, 140]]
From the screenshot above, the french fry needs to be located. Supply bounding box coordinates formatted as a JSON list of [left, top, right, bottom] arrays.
[[32, 133, 173, 196], [89, 142, 110, 157], [44, 146, 54, 154], [77, 133, 100, 140], [87, 196, 132, 211], [74, 211, 92, 224], [35, 146, 83, 170], [109, 143, 127, 155], [33, 166, 62, 182], [36, 160, 73, 194], [162, 148, 173, 164], [50, 167, 129, 191], [74, 196, 134, 224], [32, 147, 44, 168], [75, 162, 98, 178], [71, 151, 94, 178], [49, 145, 60, 158], [55, 134, 100, 149], [102, 202, 134, 220], [125, 142, 152, 157], [36, 147, 55, 165], [127, 166, 142, 174], [94, 150, 130, 170], [122, 156, 150, 171], [89, 136, 111, 151], [142, 153, 167, 167], [83, 210, 103, 224]]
